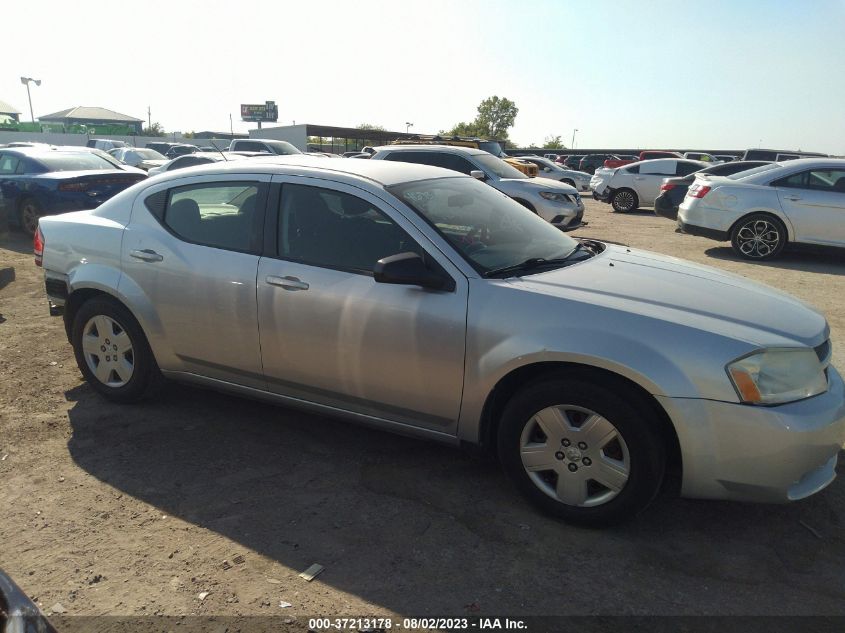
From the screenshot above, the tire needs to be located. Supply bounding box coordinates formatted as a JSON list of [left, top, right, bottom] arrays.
[[562, 179, 576, 188], [19, 197, 43, 236], [516, 199, 537, 213], [71, 297, 162, 403], [497, 375, 665, 527], [611, 189, 638, 213], [730, 213, 787, 260]]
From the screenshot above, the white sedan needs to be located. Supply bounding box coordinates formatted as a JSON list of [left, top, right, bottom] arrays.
[[591, 159, 707, 212], [678, 158, 845, 260]]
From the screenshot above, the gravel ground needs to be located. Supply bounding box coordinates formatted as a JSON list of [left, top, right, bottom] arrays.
[[1, 199, 844, 622]]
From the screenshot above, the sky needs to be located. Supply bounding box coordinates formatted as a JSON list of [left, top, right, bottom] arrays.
[[3, 0, 844, 153]]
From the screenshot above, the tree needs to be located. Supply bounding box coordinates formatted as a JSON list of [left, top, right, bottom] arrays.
[[475, 96, 518, 139], [142, 122, 165, 137], [542, 135, 566, 149], [356, 123, 385, 131], [445, 96, 519, 141]]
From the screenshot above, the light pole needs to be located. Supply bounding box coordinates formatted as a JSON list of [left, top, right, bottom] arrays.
[[20, 76, 41, 123], [571, 128, 579, 149], [406, 121, 413, 134]]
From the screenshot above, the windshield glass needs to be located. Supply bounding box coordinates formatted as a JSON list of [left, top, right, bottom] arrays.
[[474, 153, 527, 179], [389, 177, 578, 275], [477, 140, 504, 157], [36, 153, 117, 171], [135, 149, 166, 160], [729, 163, 780, 179], [267, 140, 302, 155]]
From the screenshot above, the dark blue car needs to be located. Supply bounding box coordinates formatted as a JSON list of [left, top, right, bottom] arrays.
[[0, 147, 147, 235]]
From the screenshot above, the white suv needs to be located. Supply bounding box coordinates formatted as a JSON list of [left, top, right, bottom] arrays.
[[591, 159, 706, 212], [372, 145, 585, 230]]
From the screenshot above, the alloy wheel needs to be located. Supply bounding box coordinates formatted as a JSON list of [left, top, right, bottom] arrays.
[[735, 219, 781, 258], [20, 201, 40, 235], [519, 405, 630, 507], [613, 191, 635, 212]]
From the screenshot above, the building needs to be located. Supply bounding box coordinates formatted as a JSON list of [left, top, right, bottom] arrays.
[[0, 100, 21, 124], [38, 106, 143, 134], [193, 130, 249, 140]]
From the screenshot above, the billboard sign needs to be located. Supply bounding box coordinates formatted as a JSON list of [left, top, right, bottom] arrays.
[[240, 101, 278, 123]]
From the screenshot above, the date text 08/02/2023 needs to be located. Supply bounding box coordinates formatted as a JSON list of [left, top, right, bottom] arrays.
[[308, 617, 529, 630]]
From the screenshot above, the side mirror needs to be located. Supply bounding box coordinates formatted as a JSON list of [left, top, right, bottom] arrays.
[[544, 167, 552, 172], [374, 252, 452, 291], [470, 170, 487, 181]]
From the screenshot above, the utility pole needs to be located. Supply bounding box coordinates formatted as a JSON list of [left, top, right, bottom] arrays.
[[147, 106, 151, 131], [20, 77, 41, 123], [229, 113, 233, 136], [571, 128, 579, 149]]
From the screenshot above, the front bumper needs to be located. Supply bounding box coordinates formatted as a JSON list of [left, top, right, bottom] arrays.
[[657, 365, 845, 503]]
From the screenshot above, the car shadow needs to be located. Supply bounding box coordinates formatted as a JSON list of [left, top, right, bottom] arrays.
[[705, 245, 845, 275], [0, 230, 33, 255], [65, 382, 845, 614]]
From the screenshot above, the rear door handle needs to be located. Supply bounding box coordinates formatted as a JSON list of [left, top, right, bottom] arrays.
[[130, 249, 163, 262], [266, 275, 309, 291], [785, 195, 802, 201]]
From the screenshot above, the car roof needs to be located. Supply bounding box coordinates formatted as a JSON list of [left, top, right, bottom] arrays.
[[148, 154, 468, 187], [373, 144, 486, 157], [1, 146, 102, 157]]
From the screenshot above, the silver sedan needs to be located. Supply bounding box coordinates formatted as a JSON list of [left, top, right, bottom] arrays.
[[36, 157, 845, 526]]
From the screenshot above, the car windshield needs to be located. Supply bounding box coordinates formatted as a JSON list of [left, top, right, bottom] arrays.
[[474, 153, 527, 179], [35, 153, 116, 171], [135, 149, 166, 160], [388, 176, 579, 275], [477, 140, 505, 157], [729, 163, 780, 179], [266, 140, 302, 155]]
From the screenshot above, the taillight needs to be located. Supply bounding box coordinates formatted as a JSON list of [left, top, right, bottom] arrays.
[[688, 184, 711, 198], [660, 183, 676, 191], [34, 226, 44, 267], [58, 181, 89, 192]]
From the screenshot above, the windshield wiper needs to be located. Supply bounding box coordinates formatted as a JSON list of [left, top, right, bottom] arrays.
[[484, 243, 597, 279]]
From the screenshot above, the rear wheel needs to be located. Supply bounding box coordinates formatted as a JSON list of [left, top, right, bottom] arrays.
[[730, 213, 787, 260], [611, 189, 638, 213], [71, 297, 162, 403], [497, 375, 665, 526], [19, 198, 42, 236], [562, 179, 576, 187]]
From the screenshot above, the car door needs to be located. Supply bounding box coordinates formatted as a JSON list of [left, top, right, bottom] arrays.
[[120, 173, 270, 388], [256, 176, 468, 435], [636, 159, 678, 205], [773, 168, 845, 246]]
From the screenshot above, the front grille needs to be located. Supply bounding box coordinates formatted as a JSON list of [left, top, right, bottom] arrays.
[[815, 339, 832, 365]]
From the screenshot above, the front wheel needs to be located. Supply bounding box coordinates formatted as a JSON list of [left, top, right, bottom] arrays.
[[730, 213, 787, 260], [497, 376, 665, 526], [611, 189, 638, 213], [562, 179, 575, 188], [71, 297, 162, 403]]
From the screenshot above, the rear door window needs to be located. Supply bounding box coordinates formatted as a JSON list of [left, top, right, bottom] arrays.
[[639, 159, 675, 175], [161, 181, 266, 253]]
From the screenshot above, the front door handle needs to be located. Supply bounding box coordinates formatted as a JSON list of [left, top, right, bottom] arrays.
[[266, 275, 309, 291], [785, 195, 802, 201], [130, 249, 164, 262]]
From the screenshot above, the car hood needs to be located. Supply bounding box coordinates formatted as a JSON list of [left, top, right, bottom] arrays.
[[495, 178, 578, 194], [514, 244, 827, 347]]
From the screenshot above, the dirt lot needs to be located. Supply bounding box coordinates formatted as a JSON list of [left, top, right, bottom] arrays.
[[2, 200, 845, 622]]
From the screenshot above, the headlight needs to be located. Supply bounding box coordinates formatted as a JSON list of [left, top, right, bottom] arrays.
[[539, 191, 570, 202], [726, 348, 827, 405]]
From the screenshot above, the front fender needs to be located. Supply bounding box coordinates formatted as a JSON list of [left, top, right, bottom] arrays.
[[457, 328, 704, 443]]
